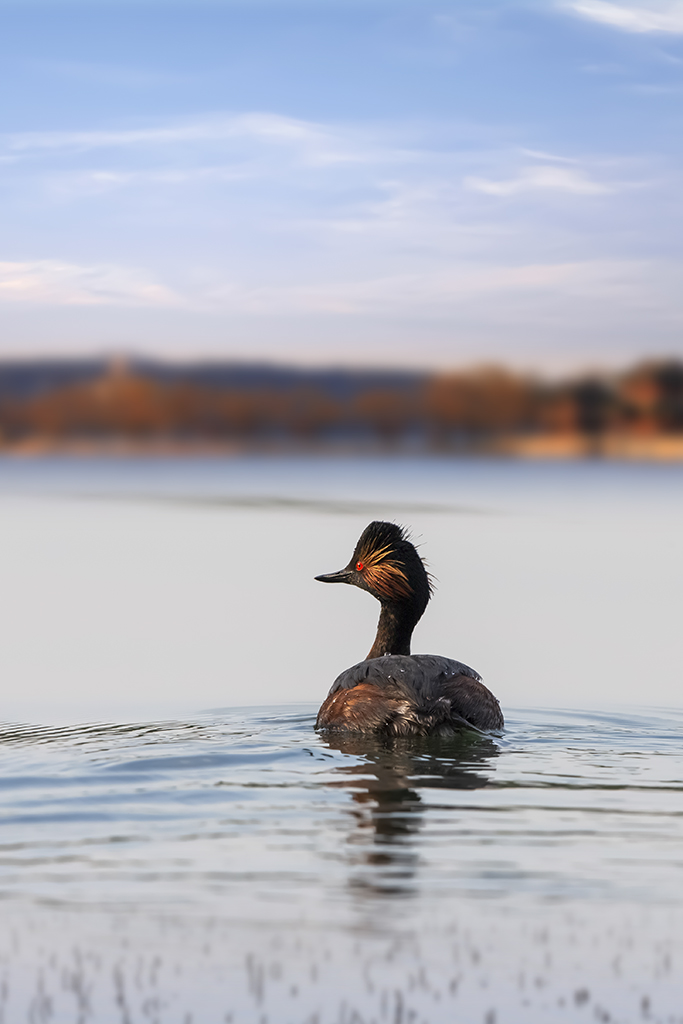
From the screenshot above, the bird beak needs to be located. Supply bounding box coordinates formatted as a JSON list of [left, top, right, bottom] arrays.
[[315, 568, 354, 584]]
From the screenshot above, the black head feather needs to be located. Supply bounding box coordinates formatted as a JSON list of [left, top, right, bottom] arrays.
[[313, 520, 433, 608]]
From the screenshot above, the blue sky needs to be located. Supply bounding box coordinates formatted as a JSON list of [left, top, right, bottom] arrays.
[[1, 0, 683, 369]]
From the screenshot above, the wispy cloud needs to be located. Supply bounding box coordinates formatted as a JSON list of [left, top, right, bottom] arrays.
[[0, 108, 674, 366], [199, 259, 662, 317], [1, 113, 381, 170], [465, 164, 612, 196], [1, 112, 630, 211], [207, 263, 576, 315], [4, 114, 316, 153], [520, 149, 580, 163], [0, 256, 654, 318], [0, 261, 181, 308], [565, 1, 683, 34], [44, 165, 252, 200]]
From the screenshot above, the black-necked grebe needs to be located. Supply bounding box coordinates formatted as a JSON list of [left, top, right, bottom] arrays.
[[315, 521, 503, 735]]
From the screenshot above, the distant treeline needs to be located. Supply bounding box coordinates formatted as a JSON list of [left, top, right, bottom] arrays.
[[0, 356, 682, 447]]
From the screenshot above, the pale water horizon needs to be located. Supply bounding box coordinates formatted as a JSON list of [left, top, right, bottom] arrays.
[[0, 453, 680, 720]]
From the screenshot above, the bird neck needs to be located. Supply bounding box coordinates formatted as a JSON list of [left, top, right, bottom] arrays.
[[367, 602, 419, 659]]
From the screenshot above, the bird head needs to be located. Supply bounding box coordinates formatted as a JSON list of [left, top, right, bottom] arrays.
[[315, 521, 433, 612]]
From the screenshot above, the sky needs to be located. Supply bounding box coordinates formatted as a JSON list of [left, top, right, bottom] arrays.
[[1, 0, 683, 370]]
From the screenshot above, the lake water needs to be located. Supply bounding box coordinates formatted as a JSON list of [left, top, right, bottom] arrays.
[[1, 455, 682, 1023]]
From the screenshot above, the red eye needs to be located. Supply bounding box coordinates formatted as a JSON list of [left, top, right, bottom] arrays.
[[356, 561, 364, 572]]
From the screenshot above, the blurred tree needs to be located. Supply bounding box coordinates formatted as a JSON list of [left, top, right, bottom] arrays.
[[351, 388, 419, 445], [2, 357, 682, 451], [423, 368, 537, 445], [619, 361, 683, 434]]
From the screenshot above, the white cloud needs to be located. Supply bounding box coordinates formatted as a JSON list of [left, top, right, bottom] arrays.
[[4, 114, 319, 153], [1, 112, 627, 215], [520, 149, 580, 163], [1, 113, 380, 172], [3, 253, 682, 367], [565, 1, 683, 33], [0, 255, 643, 318], [465, 164, 612, 196], [0, 260, 181, 308], [45, 165, 252, 200], [201, 260, 653, 316], [0, 109, 675, 365]]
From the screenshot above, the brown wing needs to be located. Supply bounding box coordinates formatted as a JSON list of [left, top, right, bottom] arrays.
[[316, 682, 411, 733], [316, 673, 504, 736], [440, 675, 504, 731]]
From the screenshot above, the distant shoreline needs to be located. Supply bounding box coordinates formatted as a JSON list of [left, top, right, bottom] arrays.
[[2, 433, 683, 461]]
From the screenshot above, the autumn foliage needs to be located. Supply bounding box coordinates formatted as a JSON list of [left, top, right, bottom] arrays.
[[1, 357, 682, 447]]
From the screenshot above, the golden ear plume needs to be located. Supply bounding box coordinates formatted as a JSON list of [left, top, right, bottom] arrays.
[[357, 541, 413, 601]]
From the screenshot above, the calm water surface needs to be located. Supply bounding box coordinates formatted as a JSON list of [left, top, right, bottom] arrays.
[[2, 705, 683, 1022], [1, 456, 682, 1022]]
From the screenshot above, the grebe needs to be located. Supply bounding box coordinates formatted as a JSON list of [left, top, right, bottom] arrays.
[[315, 521, 503, 735]]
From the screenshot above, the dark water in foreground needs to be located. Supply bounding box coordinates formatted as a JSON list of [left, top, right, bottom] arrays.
[[2, 705, 682, 1023]]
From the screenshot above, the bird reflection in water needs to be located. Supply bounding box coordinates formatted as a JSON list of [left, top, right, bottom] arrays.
[[321, 731, 500, 897]]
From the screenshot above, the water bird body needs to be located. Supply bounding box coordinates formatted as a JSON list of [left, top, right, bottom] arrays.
[[315, 522, 504, 736]]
